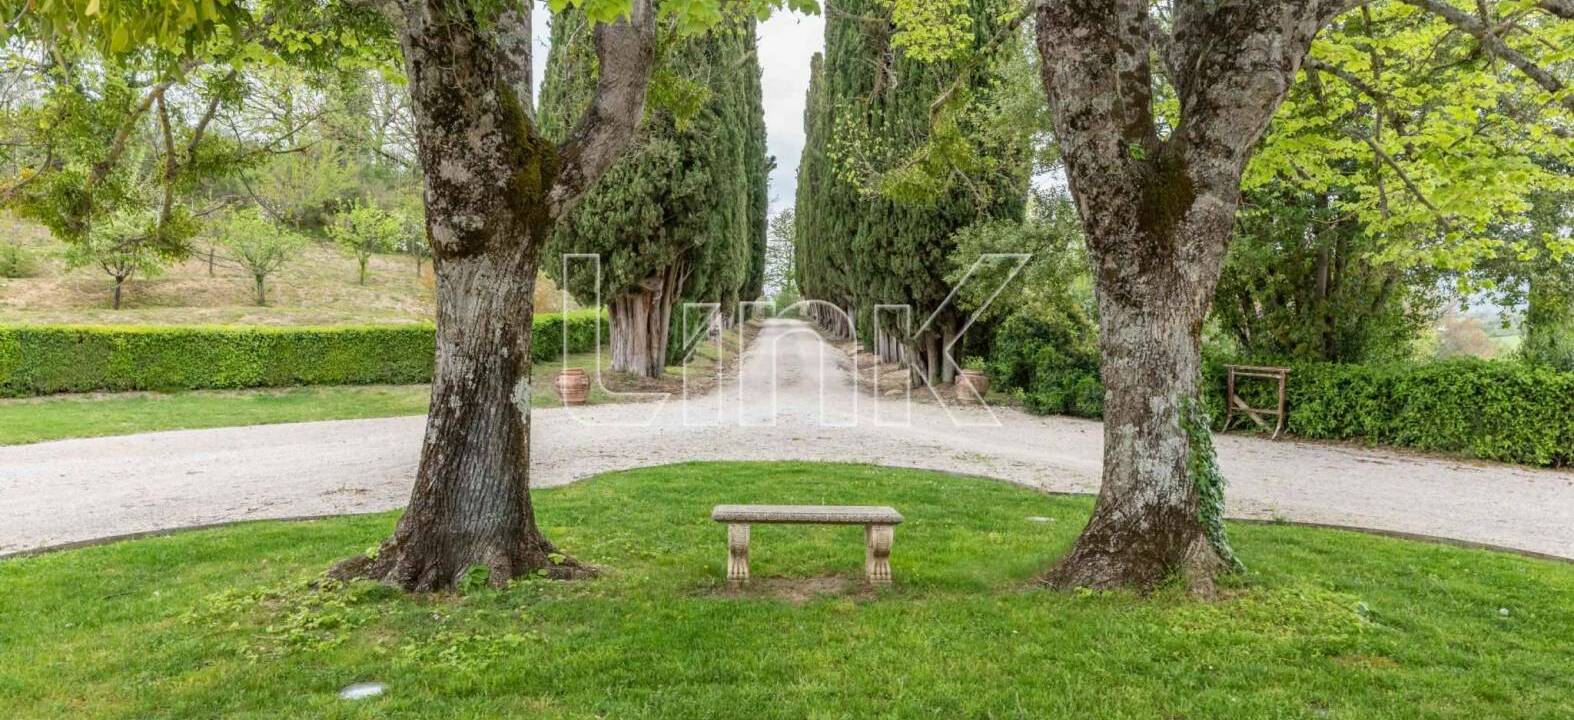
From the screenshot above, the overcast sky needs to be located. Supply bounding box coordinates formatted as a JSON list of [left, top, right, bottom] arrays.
[[531, 6, 824, 217]]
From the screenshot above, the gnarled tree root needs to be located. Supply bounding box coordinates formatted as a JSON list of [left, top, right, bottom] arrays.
[[1041, 530, 1229, 598], [328, 535, 595, 592]]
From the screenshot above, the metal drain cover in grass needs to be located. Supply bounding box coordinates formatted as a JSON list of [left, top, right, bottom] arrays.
[[339, 682, 386, 701]]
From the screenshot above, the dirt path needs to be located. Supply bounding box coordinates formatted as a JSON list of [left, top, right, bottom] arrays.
[[3, 318, 1571, 558]]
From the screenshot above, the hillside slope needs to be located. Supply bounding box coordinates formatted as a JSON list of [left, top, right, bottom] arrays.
[[0, 215, 567, 326]]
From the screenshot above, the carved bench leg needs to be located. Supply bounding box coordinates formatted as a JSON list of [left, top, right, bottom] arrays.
[[865, 524, 893, 584], [727, 523, 750, 583]]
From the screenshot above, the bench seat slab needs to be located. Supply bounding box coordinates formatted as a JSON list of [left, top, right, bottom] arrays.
[[711, 504, 903, 525]]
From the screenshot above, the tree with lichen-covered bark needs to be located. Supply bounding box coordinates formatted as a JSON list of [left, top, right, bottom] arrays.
[[10, 0, 810, 592], [872, 0, 1569, 593], [319, 0, 662, 590], [1025, 0, 1571, 594]]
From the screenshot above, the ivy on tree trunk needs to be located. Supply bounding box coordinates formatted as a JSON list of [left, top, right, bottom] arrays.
[[1033, 0, 1349, 594]]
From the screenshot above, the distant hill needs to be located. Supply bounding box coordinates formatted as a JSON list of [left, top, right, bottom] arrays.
[[0, 214, 568, 326]]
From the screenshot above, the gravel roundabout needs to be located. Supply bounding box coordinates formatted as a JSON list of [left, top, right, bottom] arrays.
[[3, 318, 1571, 558]]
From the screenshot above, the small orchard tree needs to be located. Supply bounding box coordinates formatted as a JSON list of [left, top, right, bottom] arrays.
[[395, 202, 431, 276], [0, 11, 339, 278], [65, 208, 166, 310], [329, 201, 401, 285], [216, 208, 306, 305]]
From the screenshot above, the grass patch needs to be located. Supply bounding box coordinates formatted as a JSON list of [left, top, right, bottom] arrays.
[[1, 462, 1569, 718], [1, 328, 754, 445], [0, 385, 432, 445]]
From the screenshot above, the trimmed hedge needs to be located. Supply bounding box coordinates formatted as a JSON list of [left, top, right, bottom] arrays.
[[1220, 359, 1574, 468], [528, 310, 608, 363], [0, 310, 607, 397], [993, 332, 1574, 467]]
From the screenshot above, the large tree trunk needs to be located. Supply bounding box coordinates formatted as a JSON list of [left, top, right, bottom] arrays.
[[1034, 0, 1345, 593], [940, 320, 957, 384], [332, 0, 653, 592], [608, 263, 685, 378], [335, 234, 580, 590], [1045, 259, 1226, 591]]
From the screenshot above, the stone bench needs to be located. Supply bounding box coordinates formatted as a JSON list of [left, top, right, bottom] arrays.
[[710, 504, 904, 584]]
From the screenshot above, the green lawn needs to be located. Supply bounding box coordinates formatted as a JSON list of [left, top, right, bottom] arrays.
[[0, 385, 433, 445], [1, 462, 1568, 719], [0, 374, 613, 444]]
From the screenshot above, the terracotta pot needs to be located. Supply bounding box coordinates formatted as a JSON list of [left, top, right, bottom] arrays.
[[957, 369, 990, 403], [553, 368, 591, 405]]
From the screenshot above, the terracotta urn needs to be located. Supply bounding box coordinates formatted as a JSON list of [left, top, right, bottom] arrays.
[[956, 369, 990, 403], [553, 368, 591, 405]]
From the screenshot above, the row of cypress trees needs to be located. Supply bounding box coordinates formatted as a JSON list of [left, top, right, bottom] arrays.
[[539, 9, 769, 378], [793, 0, 1030, 384]]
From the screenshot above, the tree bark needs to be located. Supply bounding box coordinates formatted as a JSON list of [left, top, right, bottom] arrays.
[[941, 321, 957, 384], [608, 263, 686, 378], [1540, 0, 1574, 19], [254, 275, 266, 306], [112, 276, 124, 310], [1046, 277, 1227, 591], [334, 235, 573, 590], [1035, 0, 1345, 593], [331, 0, 654, 592], [919, 332, 931, 387]]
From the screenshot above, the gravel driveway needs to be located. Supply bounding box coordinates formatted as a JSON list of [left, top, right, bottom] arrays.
[[3, 318, 1571, 558]]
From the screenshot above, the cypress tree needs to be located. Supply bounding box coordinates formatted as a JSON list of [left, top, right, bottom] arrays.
[[540, 10, 767, 377], [739, 28, 772, 307], [794, 0, 1030, 380], [793, 53, 858, 335]]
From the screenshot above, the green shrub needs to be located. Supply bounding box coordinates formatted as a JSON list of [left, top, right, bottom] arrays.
[[0, 311, 607, 397], [0, 242, 41, 278], [997, 330, 1573, 466], [988, 314, 1102, 418]]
